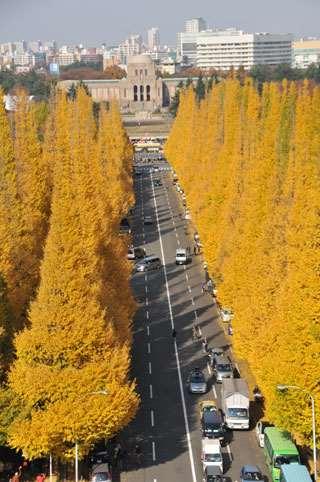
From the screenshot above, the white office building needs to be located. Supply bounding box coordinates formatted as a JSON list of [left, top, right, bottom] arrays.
[[177, 32, 200, 65], [293, 39, 320, 68], [196, 29, 293, 70], [185, 18, 207, 34], [147, 27, 160, 51]]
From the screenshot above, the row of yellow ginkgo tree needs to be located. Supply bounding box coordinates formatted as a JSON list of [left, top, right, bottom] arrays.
[[165, 78, 320, 448], [0, 87, 139, 458]]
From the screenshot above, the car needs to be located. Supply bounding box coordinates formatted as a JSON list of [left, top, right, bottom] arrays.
[[255, 420, 273, 447], [213, 356, 233, 383], [91, 465, 112, 482], [135, 255, 161, 273], [201, 438, 223, 473], [90, 451, 110, 468], [175, 248, 191, 265], [153, 179, 162, 187], [187, 368, 207, 394], [201, 410, 226, 440], [203, 466, 229, 482], [143, 215, 153, 225], [119, 218, 131, 235], [127, 246, 146, 260], [199, 400, 218, 417], [220, 308, 234, 323], [240, 465, 264, 482]]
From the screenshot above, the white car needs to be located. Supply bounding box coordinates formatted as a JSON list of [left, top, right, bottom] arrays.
[[185, 210, 191, 220], [255, 421, 273, 448], [220, 308, 234, 323], [201, 438, 223, 473]]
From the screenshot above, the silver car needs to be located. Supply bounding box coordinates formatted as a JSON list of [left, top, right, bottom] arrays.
[[187, 368, 207, 394], [135, 255, 161, 273], [214, 355, 233, 383]]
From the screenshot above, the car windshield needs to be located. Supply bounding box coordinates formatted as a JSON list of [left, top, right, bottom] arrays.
[[217, 363, 232, 372], [176, 253, 185, 257], [242, 471, 262, 480], [93, 473, 110, 482], [205, 453, 222, 462], [191, 374, 205, 383], [228, 408, 248, 418], [274, 455, 300, 467]]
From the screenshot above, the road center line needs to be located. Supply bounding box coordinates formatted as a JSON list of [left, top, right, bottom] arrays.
[[212, 385, 218, 398], [188, 286, 192, 293], [226, 444, 232, 462], [185, 273, 189, 282], [151, 409, 155, 427], [150, 172, 197, 482], [146, 298, 149, 306], [147, 325, 150, 336], [207, 362, 212, 375], [149, 384, 153, 399], [146, 311, 149, 320], [152, 441, 156, 461], [147, 342, 151, 354], [148, 362, 152, 375]]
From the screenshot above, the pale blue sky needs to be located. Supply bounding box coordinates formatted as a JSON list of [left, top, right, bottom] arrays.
[[1, 0, 320, 45]]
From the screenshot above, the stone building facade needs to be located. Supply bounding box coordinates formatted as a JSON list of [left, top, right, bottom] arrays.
[[59, 54, 193, 113]]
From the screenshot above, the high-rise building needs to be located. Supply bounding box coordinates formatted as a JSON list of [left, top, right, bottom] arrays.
[[28, 40, 42, 53], [119, 34, 143, 64], [196, 29, 293, 70], [147, 27, 160, 51], [293, 39, 320, 68], [177, 32, 199, 65], [185, 17, 207, 34], [14, 41, 27, 53]]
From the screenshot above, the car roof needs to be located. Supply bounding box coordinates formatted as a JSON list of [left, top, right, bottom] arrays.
[[215, 355, 231, 364], [242, 464, 261, 472], [203, 411, 222, 423], [202, 438, 221, 452], [206, 465, 223, 475]]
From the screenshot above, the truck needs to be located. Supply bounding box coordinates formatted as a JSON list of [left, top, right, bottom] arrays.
[[221, 378, 250, 430]]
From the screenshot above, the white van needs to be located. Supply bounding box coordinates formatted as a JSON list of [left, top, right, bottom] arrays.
[[201, 438, 223, 473], [175, 248, 190, 265]]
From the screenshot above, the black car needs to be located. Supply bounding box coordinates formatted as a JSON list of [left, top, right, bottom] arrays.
[[201, 410, 226, 440], [204, 466, 229, 482]]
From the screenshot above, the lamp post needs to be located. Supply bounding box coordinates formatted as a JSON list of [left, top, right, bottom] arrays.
[[277, 384, 317, 481], [75, 390, 108, 482]]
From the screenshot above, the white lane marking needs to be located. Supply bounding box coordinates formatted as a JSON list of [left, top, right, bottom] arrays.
[[145, 274, 147, 282], [148, 362, 152, 375], [186, 273, 189, 282], [152, 441, 156, 461], [148, 342, 151, 354], [146, 298, 149, 306], [176, 232, 179, 238], [207, 362, 212, 375], [151, 172, 197, 482], [149, 384, 153, 399], [191, 298, 195, 306], [151, 409, 155, 427], [212, 385, 217, 398], [194, 310, 198, 321], [226, 444, 232, 462], [183, 265, 186, 271], [147, 325, 150, 336], [188, 286, 192, 293], [177, 239, 180, 246], [146, 311, 149, 320], [145, 285, 148, 293]]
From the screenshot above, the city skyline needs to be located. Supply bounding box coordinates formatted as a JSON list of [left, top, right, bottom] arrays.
[[1, 0, 320, 45]]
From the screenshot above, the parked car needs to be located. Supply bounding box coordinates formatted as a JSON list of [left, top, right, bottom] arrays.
[[187, 368, 207, 394], [135, 256, 161, 273], [91, 465, 112, 482], [90, 451, 110, 468], [213, 356, 233, 383], [143, 215, 153, 225], [240, 465, 264, 482], [119, 217, 131, 235], [127, 246, 146, 260], [255, 421, 273, 448]]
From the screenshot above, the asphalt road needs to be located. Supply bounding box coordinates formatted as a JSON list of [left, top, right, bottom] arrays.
[[120, 156, 269, 482]]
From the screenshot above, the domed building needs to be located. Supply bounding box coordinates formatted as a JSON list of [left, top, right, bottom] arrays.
[[59, 54, 192, 114]]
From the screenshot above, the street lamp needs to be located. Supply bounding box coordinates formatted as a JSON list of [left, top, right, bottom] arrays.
[[75, 390, 109, 482], [277, 384, 317, 481]]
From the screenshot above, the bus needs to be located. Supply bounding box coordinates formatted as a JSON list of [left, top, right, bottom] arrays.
[[264, 427, 301, 481], [280, 464, 312, 482]]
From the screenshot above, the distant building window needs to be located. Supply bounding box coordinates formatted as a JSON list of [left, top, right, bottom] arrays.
[[140, 69, 143, 78], [140, 85, 144, 101], [145, 69, 148, 76], [124, 88, 127, 98], [146, 85, 151, 101], [135, 69, 138, 76], [133, 85, 138, 101]]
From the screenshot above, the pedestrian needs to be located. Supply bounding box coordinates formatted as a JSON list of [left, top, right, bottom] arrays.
[[134, 443, 142, 465], [202, 337, 208, 353], [193, 245, 197, 256], [172, 328, 177, 339], [228, 325, 233, 336]]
